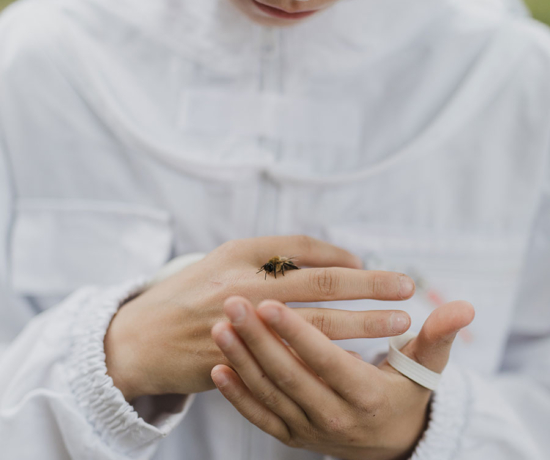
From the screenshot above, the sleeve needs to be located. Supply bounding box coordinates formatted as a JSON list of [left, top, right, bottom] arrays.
[[0, 7, 194, 460], [0, 276, 194, 460], [0, 142, 195, 459], [0, 143, 195, 459], [411, 160, 550, 460]]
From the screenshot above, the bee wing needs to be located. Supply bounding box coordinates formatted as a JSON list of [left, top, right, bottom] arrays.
[[278, 255, 298, 263], [282, 261, 300, 270]]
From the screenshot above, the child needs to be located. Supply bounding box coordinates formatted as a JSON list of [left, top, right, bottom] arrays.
[[0, 0, 548, 459]]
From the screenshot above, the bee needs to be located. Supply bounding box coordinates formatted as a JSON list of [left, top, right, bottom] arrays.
[[257, 256, 300, 280]]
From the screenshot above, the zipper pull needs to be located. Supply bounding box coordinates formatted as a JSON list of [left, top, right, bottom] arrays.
[[261, 27, 278, 58]]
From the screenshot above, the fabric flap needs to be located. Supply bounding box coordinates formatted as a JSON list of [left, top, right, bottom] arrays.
[[11, 200, 173, 296]]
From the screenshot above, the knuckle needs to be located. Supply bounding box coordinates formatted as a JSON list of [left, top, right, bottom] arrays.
[[300, 423, 321, 444], [248, 407, 272, 428], [256, 386, 281, 408], [362, 314, 384, 337], [273, 370, 298, 390], [296, 234, 314, 253], [311, 269, 338, 299], [231, 388, 251, 407], [356, 388, 386, 413], [320, 415, 353, 435], [307, 312, 332, 335], [418, 322, 440, 347], [219, 239, 241, 255], [285, 433, 304, 449], [362, 315, 375, 337], [367, 272, 388, 298]]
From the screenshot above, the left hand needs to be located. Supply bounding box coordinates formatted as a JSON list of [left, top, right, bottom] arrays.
[[211, 296, 475, 460]]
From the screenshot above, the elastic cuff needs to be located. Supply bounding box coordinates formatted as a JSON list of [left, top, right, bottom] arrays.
[[412, 364, 471, 460], [65, 279, 192, 456]]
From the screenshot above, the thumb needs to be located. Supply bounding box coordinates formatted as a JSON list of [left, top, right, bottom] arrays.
[[400, 300, 475, 373]]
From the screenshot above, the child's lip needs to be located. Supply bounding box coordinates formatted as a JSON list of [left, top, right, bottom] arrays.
[[251, 1, 318, 20]]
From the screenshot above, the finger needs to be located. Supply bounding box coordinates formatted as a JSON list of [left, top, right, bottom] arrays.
[[401, 301, 475, 373], [295, 307, 411, 339], [257, 299, 380, 399], [250, 235, 363, 269], [265, 268, 415, 303], [346, 350, 364, 360], [211, 365, 291, 444], [211, 321, 308, 425], [288, 346, 364, 364], [223, 296, 341, 414]]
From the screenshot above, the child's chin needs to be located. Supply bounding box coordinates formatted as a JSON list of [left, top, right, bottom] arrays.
[[229, 0, 314, 27]]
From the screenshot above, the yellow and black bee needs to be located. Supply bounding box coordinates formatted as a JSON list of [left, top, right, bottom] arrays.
[[257, 256, 300, 280]]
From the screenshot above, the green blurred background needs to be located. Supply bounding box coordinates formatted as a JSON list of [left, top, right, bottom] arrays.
[[524, 0, 550, 24], [0, 0, 549, 24]]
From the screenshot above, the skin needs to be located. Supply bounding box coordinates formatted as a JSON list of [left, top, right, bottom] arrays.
[[212, 297, 475, 460], [105, 235, 416, 400], [228, 0, 341, 26], [105, 3, 477, 457]]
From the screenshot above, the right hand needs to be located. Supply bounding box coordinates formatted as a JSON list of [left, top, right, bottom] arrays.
[[104, 236, 416, 401]]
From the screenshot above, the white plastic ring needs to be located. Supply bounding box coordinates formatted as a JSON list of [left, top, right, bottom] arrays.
[[387, 332, 442, 391]]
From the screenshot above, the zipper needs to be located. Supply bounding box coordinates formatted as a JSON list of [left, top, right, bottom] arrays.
[[254, 27, 283, 238], [244, 26, 282, 460]]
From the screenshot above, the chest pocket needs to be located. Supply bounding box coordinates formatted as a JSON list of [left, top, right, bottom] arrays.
[[324, 224, 527, 376], [10, 200, 174, 308]]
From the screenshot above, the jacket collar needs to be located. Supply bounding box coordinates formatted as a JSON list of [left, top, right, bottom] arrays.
[[85, 0, 454, 74]]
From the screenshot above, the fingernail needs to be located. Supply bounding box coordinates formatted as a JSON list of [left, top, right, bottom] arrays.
[[217, 329, 235, 348], [399, 275, 415, 299], [212, 369, 229, 387], [227, 302, 246, 325], [260, 305, 280, 324], [390, 312, 410, 333]]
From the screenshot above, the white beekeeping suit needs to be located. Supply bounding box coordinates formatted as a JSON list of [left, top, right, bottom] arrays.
[[483, 0, 530, 15], [0, 0, 549, 459]]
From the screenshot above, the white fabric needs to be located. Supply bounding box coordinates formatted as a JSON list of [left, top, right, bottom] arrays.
[[388, 332, 442, 391], [0, 0, 549, 459]]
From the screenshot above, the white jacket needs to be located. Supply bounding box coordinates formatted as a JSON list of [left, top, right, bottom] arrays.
[[0, 0, 549, 459]]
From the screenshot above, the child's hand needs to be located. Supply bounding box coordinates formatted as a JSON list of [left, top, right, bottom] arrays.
[[104, 235, 416, 400], [211, 296, 475, 460]]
